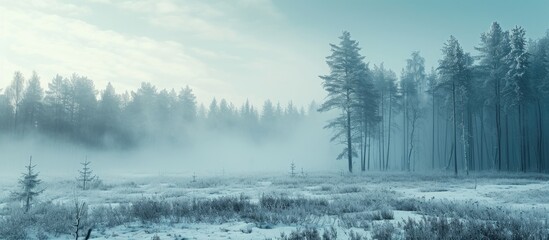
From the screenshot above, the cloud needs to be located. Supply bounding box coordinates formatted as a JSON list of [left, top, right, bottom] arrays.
[[0, 0, 323, 107], [0, 1, 229, 100]]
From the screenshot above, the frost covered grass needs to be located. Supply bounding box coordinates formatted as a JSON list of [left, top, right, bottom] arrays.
[[1, 172, 549, 239]]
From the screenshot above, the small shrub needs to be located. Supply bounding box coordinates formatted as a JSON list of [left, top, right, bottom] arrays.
[[33, 202, 75, 235], [190, 195, 255, 222], [0, 208, 30, 240], [260, 195, 328, 212], [280, 228, 322, 240], [131, 198, 170, 223], [348, 230, 364, 240], [36, 231, 49, 240], [391, 198, 420, 211], [320, 185, 333, 192], [372, 222, 397, 240], [89, 177, 112, 190], [380, 208, 394, 220], [322, 227, 337, 240], [340, 212, 373, 228], [90, 204, 131, 227], [338, 186, 362, 193], [401, 215, 549, 240]]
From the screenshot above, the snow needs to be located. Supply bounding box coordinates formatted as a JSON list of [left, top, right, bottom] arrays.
[[2, 171, 549, 239]]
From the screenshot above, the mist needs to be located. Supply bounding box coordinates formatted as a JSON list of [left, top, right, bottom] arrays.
[[0, 109, 342, 179]]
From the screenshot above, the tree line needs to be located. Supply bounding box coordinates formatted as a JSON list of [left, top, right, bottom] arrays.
[[0, 73, 314, 148], [320, 22, 549, 174]]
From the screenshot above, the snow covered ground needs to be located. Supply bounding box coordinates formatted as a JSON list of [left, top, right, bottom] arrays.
[[1, 171, 549, 239]]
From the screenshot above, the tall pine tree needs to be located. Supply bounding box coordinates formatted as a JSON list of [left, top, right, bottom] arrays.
[[319, 31, 377, 173]]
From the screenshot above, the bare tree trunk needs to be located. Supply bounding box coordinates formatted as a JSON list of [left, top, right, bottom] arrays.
[[452, 82, 458, 176], [385, 96, 392, 170], [380, 90, 385, 170], [446, 143, 455, 170], [360, 123, 365, 172], [367, 125, 371, 171], [84, 229, 92, 240], [402, 106, 406, 171], [347, 108, 352, 173], [505, 114, 510, 171], [346, 90, 353, 173], [519, 104, 525, 172], [407, 110, 417, 172], [461, 102, 468, 176], [537, 100, 543, 172], [432, 94, 435, 170], [379, 123, 382, 170], [496, 79, 502, 171], [467, 108, 475, 172]]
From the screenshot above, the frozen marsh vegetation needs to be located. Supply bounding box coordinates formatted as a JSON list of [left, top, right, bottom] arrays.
[[1, 172, 549, 239]]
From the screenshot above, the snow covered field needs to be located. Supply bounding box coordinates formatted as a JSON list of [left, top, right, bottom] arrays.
[[2, 171, 549, 239]]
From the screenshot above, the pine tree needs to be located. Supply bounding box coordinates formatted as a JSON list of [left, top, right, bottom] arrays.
[[504, 26, 530, 172], [356, 65, 378, 171], [77, 157, 96, 191], [319, 31, 375, 173], [528, 32, 549, 172], [5, 71, 25, 132], [13, 156, 44, 212], [438, 36, 471, 175], [426, 68, 438, 169], [261, 100, 276, 127], [208, 98, 219, 126], [44, 75, 71, 134], [476, 22, 509, 171], [0, 92, 13, 131], [401, 52, 426, 171], [97, 82, 121, 135], [20, 71, 43, 132], [178, 85, 197, 122]]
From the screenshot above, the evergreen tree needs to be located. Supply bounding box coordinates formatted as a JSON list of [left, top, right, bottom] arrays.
[[127, 82, 158, 137], [438, 36, 472, 175], [400, 52, 426, 171], [0, 92, 13, 131], [426, 68, 439, 170], [13, 156, 44, 212], [208, 98, 219, 127], [475, 22, 509, 171], [528, 32, 549, 172], [20, 71, 43, 132], [219, 98, 235, 127], [44, 75, 71, 135], [178, 85, 197, 122], [5, 71, 25, 132], [504, 26, 530, 171], [97, 82, 121, 135], [261, 99, 276, 126], [70, 74, 97, 141], [77, 158, 96, 190], [319, 31, 375, 173], [356, 63, 378, 171]]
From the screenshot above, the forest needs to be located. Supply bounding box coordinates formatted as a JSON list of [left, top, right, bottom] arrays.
[[0, 74, 314, 149], [2, 22, 548, 175], [318, 22, 549, 174]]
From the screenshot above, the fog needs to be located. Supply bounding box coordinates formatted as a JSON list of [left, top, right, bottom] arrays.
[[0, 112, 342, 179]]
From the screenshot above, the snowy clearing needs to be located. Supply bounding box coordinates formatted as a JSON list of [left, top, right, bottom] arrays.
[[1, 171, 549, 239]]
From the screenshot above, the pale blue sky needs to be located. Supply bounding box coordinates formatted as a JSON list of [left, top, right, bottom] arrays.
[[1, 0, 548, 106]]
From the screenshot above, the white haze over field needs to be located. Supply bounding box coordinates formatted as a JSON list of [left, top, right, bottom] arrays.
[[0, 114, 342, 179]]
